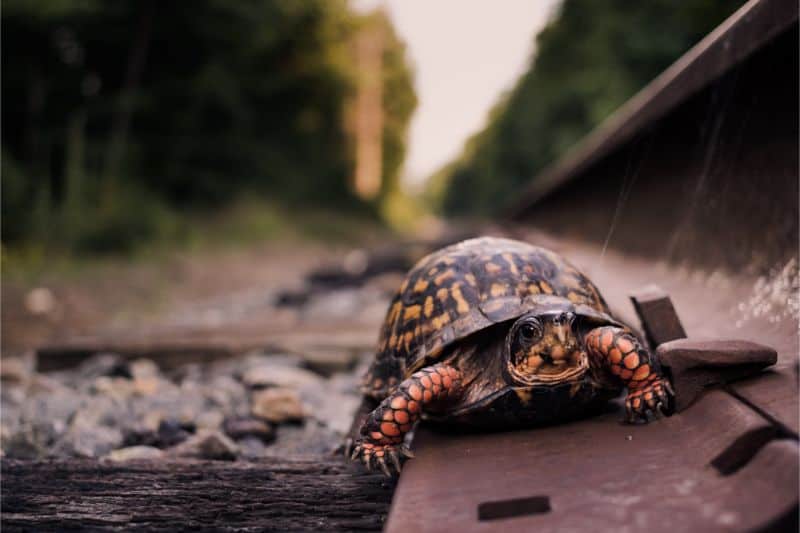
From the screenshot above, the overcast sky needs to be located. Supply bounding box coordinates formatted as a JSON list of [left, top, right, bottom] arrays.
[[352, 0, 561, 187]]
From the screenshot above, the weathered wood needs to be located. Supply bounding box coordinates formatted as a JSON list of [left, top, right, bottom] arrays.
[[385, 390, 794, 532], [657, 339, 778, 412], [35, 325, 378, 372], [1, 458, 395, 532], [629, 285, 687, 347]]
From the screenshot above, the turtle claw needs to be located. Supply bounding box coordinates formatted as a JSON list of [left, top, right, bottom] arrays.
[[362, 451, 373, 471], [377, 456, 391, 477], [349, 440, 410, 477], [341, 438, 354, 459], [399, 445, 415, 458], [350, 443, 363, 461], [388, 449, 402, 473], [624, 377, 674, 424]]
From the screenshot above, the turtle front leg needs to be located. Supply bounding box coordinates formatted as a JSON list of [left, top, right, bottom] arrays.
[[584, 326, 674, 423], [350, 363, 463, 476]]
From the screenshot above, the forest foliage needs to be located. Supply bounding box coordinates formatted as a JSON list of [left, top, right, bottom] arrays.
[[2, 0, 416, 254], [429, 0, 746, 216]]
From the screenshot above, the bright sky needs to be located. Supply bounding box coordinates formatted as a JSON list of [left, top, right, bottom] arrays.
[[352, 0, 561, 187]]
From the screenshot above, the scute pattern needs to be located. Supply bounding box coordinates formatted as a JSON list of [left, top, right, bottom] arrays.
[[361, 237, 611, 398]]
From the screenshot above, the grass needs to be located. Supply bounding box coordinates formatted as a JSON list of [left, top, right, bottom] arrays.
[[2, 198, 391, 285]]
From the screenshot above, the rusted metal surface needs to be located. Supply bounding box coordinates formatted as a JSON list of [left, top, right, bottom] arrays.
[[727, 370, 800, 437], [630, 285, 687, 347], [509, 13, 798, 276], [386, 390, 796, 532], [657, 339, 778, 412]]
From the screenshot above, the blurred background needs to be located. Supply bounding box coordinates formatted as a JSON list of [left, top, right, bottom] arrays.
[[2, 0, 744, 261], [2, 0, 748, 349]]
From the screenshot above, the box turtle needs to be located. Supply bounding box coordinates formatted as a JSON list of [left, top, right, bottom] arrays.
[[347, 237, 673, 476]]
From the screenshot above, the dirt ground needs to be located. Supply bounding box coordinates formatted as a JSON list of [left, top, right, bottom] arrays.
[[2, 241, 357, 357]]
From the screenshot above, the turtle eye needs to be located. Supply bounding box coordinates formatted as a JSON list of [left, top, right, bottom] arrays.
[[517, 320, 542, 344]]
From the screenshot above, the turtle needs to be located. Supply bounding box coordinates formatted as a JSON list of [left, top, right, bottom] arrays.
[[346, 236, 674, 476]]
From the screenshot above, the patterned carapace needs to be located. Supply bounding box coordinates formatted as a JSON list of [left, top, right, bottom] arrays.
[[348, 237, 674, 476], [362, 237, 609, 399]]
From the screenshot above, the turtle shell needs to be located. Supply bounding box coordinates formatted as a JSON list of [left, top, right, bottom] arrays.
[[362, 237, 617, 398]]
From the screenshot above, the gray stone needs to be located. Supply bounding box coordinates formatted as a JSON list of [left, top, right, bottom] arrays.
[[55, 424, 124, 458], [169, 430, 239, 461], [107, 445, 164, 462], [128, 358, 160, 380], [293, 371, 361, 435], [263, 420, 340, 457], [52, 397, 125, 458], [92, 376, 136, 398], [195, 409, 225, 431], [3, 421, 58, 459], [204, 375, 248, 414], [242, 365, 322, 389], [251, 388, 306, 423], [300, 348, 359, 376], [223, 417, 275, 442], [236, 436, 268, 459], [75, 353, 132, 380], [1, 354, 34, 383]]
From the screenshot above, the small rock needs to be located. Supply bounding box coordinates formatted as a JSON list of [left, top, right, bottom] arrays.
[[107, 445, 164, 462], [223, 417, 275, 442], [27, 374, 72, 396], [169, 430, 239, 461], [237, 436, 267, 459], [3, 422, 57, 459], [129, 359, 160, 380], [243, 365, 322, 389], [132, 376, 160, 396], [157, 420, 192, 447], [141, 411, 163, 433], [196, 410, 225, 431], [56, 425, 124, 458], [76, 353, 132, 380], [301, 348, 358, 376], [264, 420, 340, 457], [92, 376, 135, 398], [122, 419, 190, 449], [25, 287, 57, 315], [0, 355, 34, 383], [251, 388, 306, 423], [53, 398, 124, 458]]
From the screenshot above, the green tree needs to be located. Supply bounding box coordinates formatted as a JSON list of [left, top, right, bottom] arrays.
[[2, 0, 416, 252]]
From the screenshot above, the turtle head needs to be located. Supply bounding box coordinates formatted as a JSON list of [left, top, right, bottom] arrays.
[[504, 308, 588, 386]]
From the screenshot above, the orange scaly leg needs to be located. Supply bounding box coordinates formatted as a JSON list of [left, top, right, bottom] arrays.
[[584, 326, 674, 423], [350, 363, 463, 476]]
